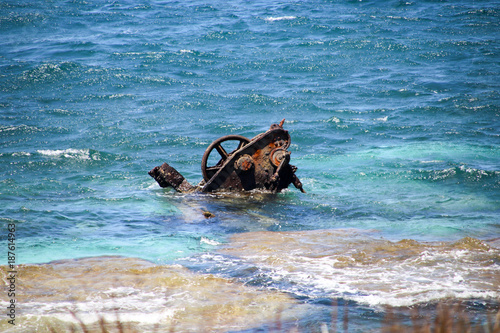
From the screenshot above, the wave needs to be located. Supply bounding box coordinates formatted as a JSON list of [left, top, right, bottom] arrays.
[[15, 62, 82, 86], [0, 124, 42, 135], [264, 16, 297, 22], [417, 165, 500, 184], [37, 148, 99, 161], [33, 148, 127, 163], [218, 229, 500, 308]]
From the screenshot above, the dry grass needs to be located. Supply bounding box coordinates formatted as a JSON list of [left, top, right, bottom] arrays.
[[381, 302, 500, 333]]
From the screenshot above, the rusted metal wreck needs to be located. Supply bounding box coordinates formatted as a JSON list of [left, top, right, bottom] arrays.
[[149, 119, 305, 194]]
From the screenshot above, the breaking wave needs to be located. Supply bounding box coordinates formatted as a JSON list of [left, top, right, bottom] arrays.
[[216, 229, 500, 308]]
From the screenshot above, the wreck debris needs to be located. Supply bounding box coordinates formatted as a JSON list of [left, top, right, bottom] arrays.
[[201, 209, 216, 219], [148, 162, 195, 193], [149, 119, 305, 194]]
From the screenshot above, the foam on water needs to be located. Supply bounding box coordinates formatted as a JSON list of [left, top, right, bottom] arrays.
[[216, 229, 500, 308], [37, 148, 96, 160], [264, 16, 297, 22]]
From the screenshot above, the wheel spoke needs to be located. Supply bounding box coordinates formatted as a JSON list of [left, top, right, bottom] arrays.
[[237, 140, 247, 149], [201, 135, 250, 182], [215, 144, 229, 159], [206, 166, 220, 173], [205, 166, 220, 178]]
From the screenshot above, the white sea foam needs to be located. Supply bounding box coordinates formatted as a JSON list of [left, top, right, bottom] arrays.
[[263, 249, 499, 307], [221, 231, 500, 308], [201, 236, 221, 246], [419, 160, 444, 164], [37, 148, 100, 161], [17, 287, 176, 326], [264, 16, 296, 22], [0, 124, 41, 133], [324, 116, 341, 123], [12, 151, 31, 157]]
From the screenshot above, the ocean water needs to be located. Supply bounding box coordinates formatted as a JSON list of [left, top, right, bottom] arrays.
[[1, 0, 499, 331]]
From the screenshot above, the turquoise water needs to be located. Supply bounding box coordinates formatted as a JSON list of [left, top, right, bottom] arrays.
[[1, 0, 499, 331]]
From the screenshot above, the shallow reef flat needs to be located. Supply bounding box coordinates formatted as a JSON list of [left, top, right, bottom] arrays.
[[0, 256, 309, 333]]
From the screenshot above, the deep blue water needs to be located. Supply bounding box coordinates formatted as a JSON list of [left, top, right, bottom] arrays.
[[1, 0, 499, 331]]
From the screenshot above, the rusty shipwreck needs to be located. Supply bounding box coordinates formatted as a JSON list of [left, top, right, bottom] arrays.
[[149, 119, 305, 194]]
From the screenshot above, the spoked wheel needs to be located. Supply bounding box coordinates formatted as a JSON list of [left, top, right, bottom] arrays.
[[201, 135, 250, 182]]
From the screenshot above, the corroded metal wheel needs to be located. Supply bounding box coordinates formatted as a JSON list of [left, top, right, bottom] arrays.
[[201, 135, 250, 182]]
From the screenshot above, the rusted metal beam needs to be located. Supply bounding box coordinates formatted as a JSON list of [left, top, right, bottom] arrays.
[[148, 162, 195, 193]]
